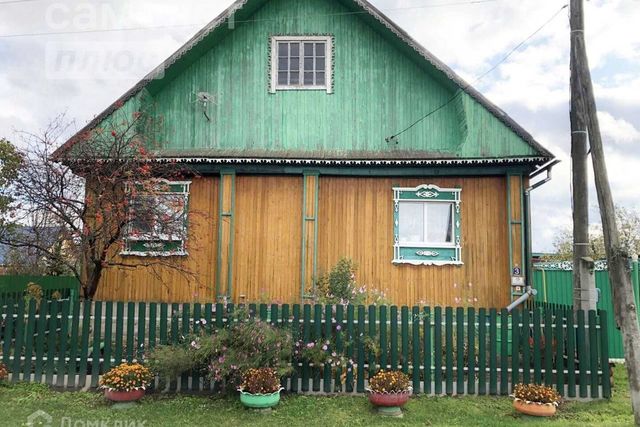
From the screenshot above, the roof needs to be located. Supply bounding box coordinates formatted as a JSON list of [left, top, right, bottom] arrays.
[[53, 0, 554, 162]]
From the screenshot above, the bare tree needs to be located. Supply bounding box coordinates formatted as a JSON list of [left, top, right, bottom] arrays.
[[0, 107, 200, 299]]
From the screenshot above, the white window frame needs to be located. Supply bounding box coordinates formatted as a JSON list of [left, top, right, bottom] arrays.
[[392, 184, 462, 266], [269, 35, 333, 94], [122, 180, 191, 257]]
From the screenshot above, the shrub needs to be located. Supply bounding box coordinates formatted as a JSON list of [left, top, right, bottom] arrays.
[[368, 370, 411, 393], [513, 383, 561, 406], [0, 362, 8, 382], [239, 368, 281, 394], [147, 313, 293, 391], [314, 257, 390, 305], [99, 363, 153, 392]]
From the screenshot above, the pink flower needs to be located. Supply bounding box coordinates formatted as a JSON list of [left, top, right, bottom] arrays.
[[322, 345, 328, 351], [336, 325, 342, 331], [307, 342, 315, 348]]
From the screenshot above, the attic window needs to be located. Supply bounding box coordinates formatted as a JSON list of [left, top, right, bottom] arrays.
[[270, 36, 333, 93]]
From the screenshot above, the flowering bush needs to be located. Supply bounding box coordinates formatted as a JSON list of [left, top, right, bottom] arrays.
[[313, 258, 390, 305], [513, 383, 561, 406], [368, 370, 411, 394], [99, 363, 153, 392], [239, 368, 281, 394], [147, 312, 292, 391], [0, 362, 8, 382]]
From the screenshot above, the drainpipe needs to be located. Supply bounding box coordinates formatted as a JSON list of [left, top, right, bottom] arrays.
[[507, 159, 560, 312]]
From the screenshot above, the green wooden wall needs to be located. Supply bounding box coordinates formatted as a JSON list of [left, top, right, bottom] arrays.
[[102, 0, 540, 161]]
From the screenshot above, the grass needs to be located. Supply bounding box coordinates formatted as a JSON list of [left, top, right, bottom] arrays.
[[0, 366, 634, 426]]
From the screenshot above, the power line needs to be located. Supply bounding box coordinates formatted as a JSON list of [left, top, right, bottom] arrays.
[[385, 3, 568, 143], [0, 0, 500, 38]]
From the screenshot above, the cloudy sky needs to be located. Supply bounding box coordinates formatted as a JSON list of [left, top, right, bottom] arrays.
[[1, 0, 639, 252]]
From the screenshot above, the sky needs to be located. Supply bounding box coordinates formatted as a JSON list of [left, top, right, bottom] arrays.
[[0, 0, 639, 253]]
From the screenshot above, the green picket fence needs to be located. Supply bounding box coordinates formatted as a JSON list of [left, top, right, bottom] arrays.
[[0, 300, 611, 399], [532, 258, 640, 359], [0, 275, 80, 305]]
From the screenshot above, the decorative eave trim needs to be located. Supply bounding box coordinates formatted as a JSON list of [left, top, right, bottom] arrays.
[[149, 156, 549, 167]]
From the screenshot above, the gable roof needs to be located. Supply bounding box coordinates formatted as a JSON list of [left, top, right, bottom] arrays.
[[54, 0, 554, 162]]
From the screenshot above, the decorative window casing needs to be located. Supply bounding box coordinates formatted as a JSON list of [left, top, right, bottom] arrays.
[[269, 35, 333, 93], [122, 180, 191, 257], [393, 184, 462, 266]]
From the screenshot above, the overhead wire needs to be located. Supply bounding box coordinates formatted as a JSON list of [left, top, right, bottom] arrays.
[[385, 3, 568, 143]]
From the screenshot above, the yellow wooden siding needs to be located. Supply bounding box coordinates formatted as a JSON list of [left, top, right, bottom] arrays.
[[316, 177, 510, 308], [95, 177, 218, 302], [231, 175, 303, 303], [96, 174, 515, 308]]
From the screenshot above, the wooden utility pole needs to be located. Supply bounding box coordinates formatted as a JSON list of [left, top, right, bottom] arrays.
[[570, 0, 640, 423], [570, 0, 595, 312]]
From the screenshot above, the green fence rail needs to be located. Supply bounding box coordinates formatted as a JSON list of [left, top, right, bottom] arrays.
[[0, 300, 611, 398], [532, 258, 640, 359], [0, 275, 80, 305]]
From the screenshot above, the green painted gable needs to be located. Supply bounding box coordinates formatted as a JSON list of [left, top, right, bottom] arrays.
[[57, 0, 553, 164]]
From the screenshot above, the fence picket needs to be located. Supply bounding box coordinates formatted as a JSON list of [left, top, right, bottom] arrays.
[[588, 310, 599, 398], [577, 310, 588, 398], [423, 306, 431, 395], [126, 302, 135, 363], [114, 302, 124, 364], [313, 304, 322, 392], [411, 306, 420, 393], [11, 298, 26, 383], [544, 308, 554, 388], [290, 304, 301, 392], [522, 308, 530, 384], [369, 305, 377, 380], [566, 308, 576, 397], [356, 305, 365, 393], [599, 310, 611, 398], [301, 304, 311, 392], [345, 304, 354, 392], [434, 306, 442, 395], [533, 308, 542, 385], [2, 300, 15, 367], [401, 306, 409, 375], [34, 300, 50, 383], [334, 304, 343, 392], [379, 305, 388, 371], [511, 308, 520, 389], [90, 301, 102, 388], [500, 309, 508, 395], [445, 307, 453, 395], [489, 308, 497, 395], [323, 304, 332, 393], [555, 306, 565, 395], [390, 305, 398, 371], [77, 301, 91, 389], [66, 300, 80, 388], [103, 301, 113, 375], [477, 308, 486, 395], [456, 307, 464, 394], [467, 307, 476, 395]]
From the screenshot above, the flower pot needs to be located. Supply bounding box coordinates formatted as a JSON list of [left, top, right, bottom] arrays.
[[513, 399, 557, 417], [368, 391, 411, 407], [104, 389, 145, 402], [239, 389, 282, 409], [368, 391, 411, 417]]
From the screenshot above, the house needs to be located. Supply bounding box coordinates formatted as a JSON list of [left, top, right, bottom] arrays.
[[54, 0, 555, 307]]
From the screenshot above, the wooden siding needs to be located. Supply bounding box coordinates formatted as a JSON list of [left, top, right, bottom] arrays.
[[231, 176, 303, 303], [316, 177, 510, 308], [97, 174, 517, 308], [95, 177, 219, 302], [136, 0, 539, 160]]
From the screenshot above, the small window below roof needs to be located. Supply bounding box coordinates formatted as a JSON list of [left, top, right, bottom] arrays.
[[270, 35, 333, 94]]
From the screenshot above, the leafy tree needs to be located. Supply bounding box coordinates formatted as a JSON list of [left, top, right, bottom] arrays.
[[0, 108, 199, 299], [549, 206, 640, 261], [0, 138, 22, 217]]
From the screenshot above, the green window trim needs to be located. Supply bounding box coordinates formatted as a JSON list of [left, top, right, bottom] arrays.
[[392, 184, 462, 266], [122, 180, 191, 257]]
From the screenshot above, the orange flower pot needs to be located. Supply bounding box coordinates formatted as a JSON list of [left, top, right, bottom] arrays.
[[104, 389, 145, 402], [513, 399, 557, 417]]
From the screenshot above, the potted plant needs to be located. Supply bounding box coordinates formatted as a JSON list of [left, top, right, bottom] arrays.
[[99, 363, 153, 402], [367, 370, 412, 417], [238, 368, 284, 409], [512, 383, 561, 417]]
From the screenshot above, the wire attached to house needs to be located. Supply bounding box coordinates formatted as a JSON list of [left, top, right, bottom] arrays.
[[385, 4, 568, 144]]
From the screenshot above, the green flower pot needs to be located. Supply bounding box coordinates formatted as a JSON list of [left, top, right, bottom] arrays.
[[239, 389, 283, 409]]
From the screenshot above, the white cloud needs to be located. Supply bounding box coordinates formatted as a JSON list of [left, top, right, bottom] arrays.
[[598, 111, 640, 146]]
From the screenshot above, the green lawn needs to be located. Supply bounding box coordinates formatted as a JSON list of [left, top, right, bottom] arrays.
[[0, 366, 634, 426]]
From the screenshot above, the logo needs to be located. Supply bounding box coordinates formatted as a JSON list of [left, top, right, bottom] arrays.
[[27, 410, 53, 427]]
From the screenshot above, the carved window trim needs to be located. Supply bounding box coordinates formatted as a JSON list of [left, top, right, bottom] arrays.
[[392, 184, 462, 266], [122, 180, 191, 257], [269, 35, 334, 94]]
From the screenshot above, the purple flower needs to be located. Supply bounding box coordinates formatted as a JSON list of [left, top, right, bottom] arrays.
[[336, 325, 342, 331], [322, 345, 328, 351], [307, 342, 315, 348]]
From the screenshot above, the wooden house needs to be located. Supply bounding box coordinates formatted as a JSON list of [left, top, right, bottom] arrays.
[[55, 0, 555, 307]]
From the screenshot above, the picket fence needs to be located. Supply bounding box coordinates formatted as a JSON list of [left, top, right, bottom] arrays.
[[0, 299, 611, 399]]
